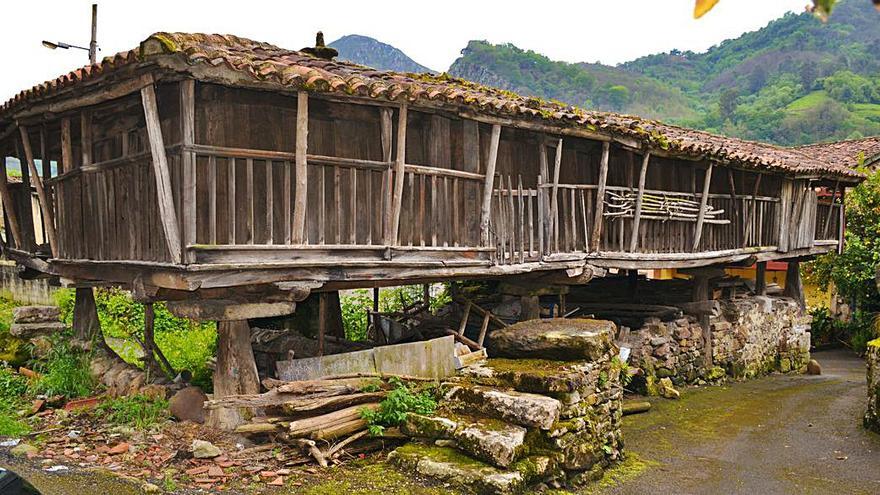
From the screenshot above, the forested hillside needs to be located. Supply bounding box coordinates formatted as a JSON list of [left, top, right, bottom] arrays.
[[447, 0, 880, 145]]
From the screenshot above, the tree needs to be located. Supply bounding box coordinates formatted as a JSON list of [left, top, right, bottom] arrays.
[[718, 88, 739, 122], [694, 0, 879, 20], [604, 85, 631, 112]]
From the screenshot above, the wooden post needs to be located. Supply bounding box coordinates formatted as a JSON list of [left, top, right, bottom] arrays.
[[777, 180, 793, 252], [783, 261, 805, 310], [479, 124, 501, 245], [317, 293, 327, 357], [629, 151, 650, 252], [727, 169, 740, 247], [18, 127, 59, 257], [60, 118, 72, 174], [692, 162, 714, 252], [388, 105, 408, 244], [755, 261, 767, 296], [143, 303, 157, 372], [550, 138, 563, 252], [180, 80, 196, 259], [380, 108, 393, 242], [141, 85, 183, 264], [208, 320, 260, 431], [0, 153, 23, 248], [692, 274, 713, 367], [73, 287, 100, 342], [741, 173, 762, 247], [589, 142, 610, 252], [292, 91, 309, 244]]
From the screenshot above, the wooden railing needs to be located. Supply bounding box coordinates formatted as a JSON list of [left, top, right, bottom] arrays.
[[815, 202, 842, 241], [489, 175, 541, 264]]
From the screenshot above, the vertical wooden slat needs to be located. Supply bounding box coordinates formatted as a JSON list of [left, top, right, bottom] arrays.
[[228, 157, 236, 244], [418, 174, 426, 246], [389, 105, 408, 245], [320, 166, 327, 245], [141, 86, 183, 264], [518, 176, 525, 263], [570, 188, 577, 252], [452, 178, 460, 247], [265, 161, 273, 244], [292, 91, 309, 244], [180, 79, 196, 259], [442, 176, 449, 247], [479, 124, 501, 245], [550, 138, 563, 252], [580, 190, 588, 251], [629, 152, 650, 252], [380, 108, 393, 243], [283, 158, 291, 244], [537, 175, 544, 256], [334, 166, 341, 244], [60, 118, 72, 174], [742, 174, 762, 247], [366, 169, 373, 245], [691, 162, 714, 252], [431, 175, 438, 247], [246, 158, 254, 244], [527, 186, 534, 256], [477, 313, 490, 348], [408, 172, 415, 246], [350, 168, 357, 244], [589, 142, 610, 252], [208, 156, 217, 244], [822, 180, 840, 240]]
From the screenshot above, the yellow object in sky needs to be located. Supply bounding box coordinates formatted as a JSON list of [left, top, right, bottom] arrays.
[[694, 0, 720, 18]]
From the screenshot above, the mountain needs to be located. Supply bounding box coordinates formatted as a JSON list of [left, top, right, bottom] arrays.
[[447, 0, 880, 146], [329, 34, 434, 73]]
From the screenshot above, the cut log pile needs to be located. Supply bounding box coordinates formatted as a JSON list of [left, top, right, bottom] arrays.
[[207, 375, 418, 466]]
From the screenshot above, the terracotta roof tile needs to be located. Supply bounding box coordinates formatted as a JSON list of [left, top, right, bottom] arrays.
[[795, 137, 880, 169], [0, 32, 864, 182]]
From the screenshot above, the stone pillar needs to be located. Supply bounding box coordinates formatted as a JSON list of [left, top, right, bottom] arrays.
[[520, 295, 541, 321], [207, 319, 260, 431]]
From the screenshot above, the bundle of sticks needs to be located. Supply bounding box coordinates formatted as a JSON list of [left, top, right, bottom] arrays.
[[204, 373, 428, 466], [604, 191, 729, 224]]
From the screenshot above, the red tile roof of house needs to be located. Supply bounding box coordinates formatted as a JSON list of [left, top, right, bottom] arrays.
[[0, 32, 865, 182], [796, 137, 880, 170]]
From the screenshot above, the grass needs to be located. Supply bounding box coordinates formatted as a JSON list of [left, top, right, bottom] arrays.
[[0, 367, 31, 436], [96, 394, 170, 429], [786, 90, 832, 113], [853, 103, 880, 122], [30, 338, 95, 399]]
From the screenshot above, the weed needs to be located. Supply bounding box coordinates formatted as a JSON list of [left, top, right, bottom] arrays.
[[96, 394, 170, 429], [30, 338, 95, 399], [360, 378, 437, 436], [0, 399, 29, 437]]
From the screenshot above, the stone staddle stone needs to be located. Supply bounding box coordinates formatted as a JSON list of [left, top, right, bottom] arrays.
[[488, 318, 616, 361]]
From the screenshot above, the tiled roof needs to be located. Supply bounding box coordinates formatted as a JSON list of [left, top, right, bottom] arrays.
[[795, 137, 880, 169], [1, 32, 864, 182]]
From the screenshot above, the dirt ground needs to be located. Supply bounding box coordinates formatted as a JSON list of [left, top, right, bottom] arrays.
[[3, 349, 879, 494]]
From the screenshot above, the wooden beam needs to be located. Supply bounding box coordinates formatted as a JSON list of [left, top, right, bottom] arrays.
[[18, 127, 59, 257], [60, 118, 72, 174], [13, 72, 155, 120], [691, 162, 714, 252], [0, 149, 23, 249], [180, 79, 196, 261], [550, 138, 563, 252], [380, 108, 393, 243], [389, 105, 408, 245], [479, 124, 501, 245], [783, 260, 804, 310], [141, 85, 183, 264], [628, 151, 650, 252], [291, 91, 310, 244], [589, 142, 610, 252]]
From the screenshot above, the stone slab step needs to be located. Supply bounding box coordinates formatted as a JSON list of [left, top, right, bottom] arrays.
[[402, 412, 526, 468], [10, 321, 67, 338], [12, 306, 60, 324], [445, 384, 561, 430], [389, 443, 553, 495]]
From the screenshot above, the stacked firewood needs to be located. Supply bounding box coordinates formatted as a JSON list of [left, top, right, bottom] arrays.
[[204, 374, 418, 466]]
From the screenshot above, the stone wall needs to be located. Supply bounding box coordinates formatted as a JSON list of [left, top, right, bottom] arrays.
[[618, 295, 810, 388], [865, 340, 880, 433], [0, 261, 56, 305]]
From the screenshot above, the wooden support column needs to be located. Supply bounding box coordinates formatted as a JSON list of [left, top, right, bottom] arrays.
[[0, 148, 23, 248], [142, 303, 158, 374], [292, 91, 310, 244], [141, 85, 183, 264], [741, 174, 762, 247], [18, 126, 59, 257], [755, 261, 767, 296], [550, 138, 563, 252], [628, 151, 650, 252], [60, 118, 72, 174], [538, 137, 550, 255], [317, 293, 327, 357], [380, 108, 393, 242], [73, 287, 100, 342], [783, 261, 805, 310], [388, 105, 408, 245], [691, 162, 714, 252], [589, 142, 610, 252], [180, 80, 196, 260], [479, 124, 501, 245], [208, 319, 260, 431], [692, 274, 713, 367]]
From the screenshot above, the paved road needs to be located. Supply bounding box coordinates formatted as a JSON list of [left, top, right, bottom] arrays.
[[603, 349, 880, 495]]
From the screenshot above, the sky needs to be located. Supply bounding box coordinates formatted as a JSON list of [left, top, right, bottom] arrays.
[[0, 0, 809, 102]]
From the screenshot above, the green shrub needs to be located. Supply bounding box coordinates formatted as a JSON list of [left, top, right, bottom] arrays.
[[340, 284, 452, 342], [360, 378, 437, 436], [0, 399, 29, 437], [31, 339, 95, 399], [0, 367, 28, 398], [96, 394, 170, 429]]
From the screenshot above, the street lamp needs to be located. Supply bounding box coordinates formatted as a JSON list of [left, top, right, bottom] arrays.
[[41, 4, 98, 64]]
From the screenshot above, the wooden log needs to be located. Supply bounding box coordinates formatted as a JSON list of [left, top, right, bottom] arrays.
[[691, 162, 714, 252], [629, 151, 651, 252], [18, 127, 58, 257], [479, 124, 501, 245], [207, 320, 261, 431], [755, 261, 767, 296], [292, 91, 309, 244], [622, 401, 652, 415], [326, 429, 369, 458], [204, 385, 358, 410], [589, 142, 610, 252], [141, 85, 183, 264], [282, 392, 386, 416], [311, 418, 368, 441], [235, 422, 283, 434], [445, 329, 481, 352], [389, 105, 408, 244], [288, 403, 379, 437]]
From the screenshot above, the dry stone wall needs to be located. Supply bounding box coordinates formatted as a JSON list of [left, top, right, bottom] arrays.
[[618, 295, 810, 388], [865, 340, 880, 433]]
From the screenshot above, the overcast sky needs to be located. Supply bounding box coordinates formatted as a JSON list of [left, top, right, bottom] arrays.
[[1, 0, 809, 102]]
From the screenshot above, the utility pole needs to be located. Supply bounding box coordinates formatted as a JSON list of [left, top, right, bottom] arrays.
[[89, 4, 98, 65]]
